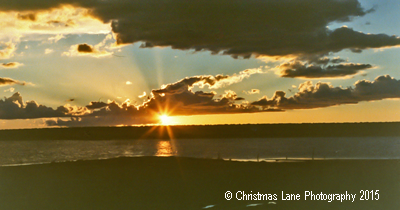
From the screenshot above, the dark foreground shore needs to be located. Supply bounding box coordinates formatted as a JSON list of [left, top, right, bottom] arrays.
[[0, 157, 399, 210]]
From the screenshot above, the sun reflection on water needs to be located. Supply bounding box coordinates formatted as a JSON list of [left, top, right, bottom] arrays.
[[156, 141, 174, 157]]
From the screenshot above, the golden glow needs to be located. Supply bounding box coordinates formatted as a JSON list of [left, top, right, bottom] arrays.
[[0, 6, 111, 38], [159, 114, 174, 125], [168, 100, 400, 125]]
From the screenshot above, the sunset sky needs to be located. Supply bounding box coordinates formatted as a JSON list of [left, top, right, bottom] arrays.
[[1, 0, 400, 129]]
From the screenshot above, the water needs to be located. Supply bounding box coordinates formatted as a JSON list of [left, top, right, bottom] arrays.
[[1, 137, 399, 166]]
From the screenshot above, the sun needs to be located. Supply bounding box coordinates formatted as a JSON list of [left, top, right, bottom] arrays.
[[159, 114, 173, 125]]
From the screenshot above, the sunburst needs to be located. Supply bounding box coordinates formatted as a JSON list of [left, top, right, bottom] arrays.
[[159, 114, 173, 125]]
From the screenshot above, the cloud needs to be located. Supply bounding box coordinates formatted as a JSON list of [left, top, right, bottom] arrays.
[[0, 70, 262, 123], [63, 43, 112, 57], [275, 60, 373, 79], [251, 75, 400, 109], [0, 6, 110, 41], [0, 77, 28, 86], [0, 92, 89, 119], [138, 92, 146, 98], [98, 0, 383, 58], [47, 99, 156, 127], [152, 68, 262, 95], [243, 89, 260, 95], [44, 48, 53, 54], [3, 87, 15, 92], [43, 71, 274, 126], [63, 34, 115, 57], [48, 92, 280, 126], [47, 99, 160, 127], [0, 41, 16, 59], [324, 26, 400, 53], [85, 101, 109, 110], [0, 62, 23, 68], [7, 73, 400, 127], [298, 56, 347, 65], [17, 13, 37, 21], [77, 43, 93, 53], [1, 0, 398, 59], [140, 74, 273, 117], [47, 34, 65, 43]]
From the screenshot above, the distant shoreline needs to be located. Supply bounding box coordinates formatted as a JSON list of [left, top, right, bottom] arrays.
[[1, 122, 400, 140]]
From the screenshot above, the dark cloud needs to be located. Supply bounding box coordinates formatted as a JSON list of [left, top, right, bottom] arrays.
[[323, 26, 400, 54], [251, 75, 400, 109], [45, 90, 263, 127], [47, 99, 157, 126], [85, 100, 145, 117], [17, 13, 36, 21], [0, 92, 88, 119], [2, 62, 17, 67], [102, 1, 390, 58], [100, 0, 373, 58], [86, 101, 108, 109], [152, 69, 262, 92], [64, 42, 113, 57], [135, 71, 268, 116], [145, 77, 264, 116], [152, 75, 225, 95], [46, 20, 73, 27], [1, 0, 399, 58], [77, 43, 94, 53], [277, 61, 373, 78], [0, 77, 26, 86], [1, 62, 23, 68]]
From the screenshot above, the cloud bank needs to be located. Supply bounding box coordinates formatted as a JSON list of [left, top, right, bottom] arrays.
[[251, 75, 400, 109], [0, 92, 88, 119], [0, 71, 267, 126], [2, 73, 400, 126]]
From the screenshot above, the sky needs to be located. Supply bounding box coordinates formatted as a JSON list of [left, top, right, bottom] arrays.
[[1, 0, 400, 129]]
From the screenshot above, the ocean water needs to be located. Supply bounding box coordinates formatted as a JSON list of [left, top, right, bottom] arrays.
[[1, 137, 399, 166]]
